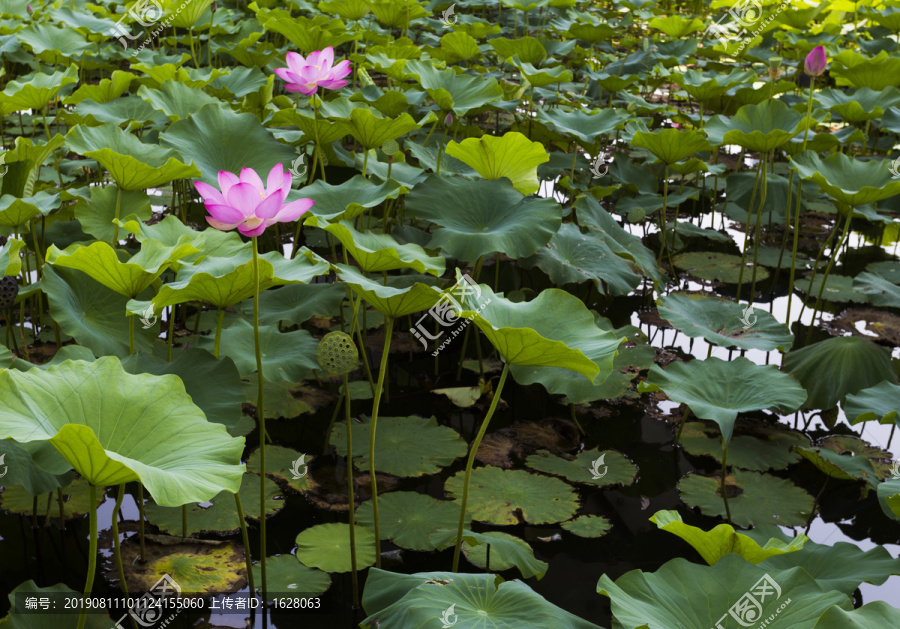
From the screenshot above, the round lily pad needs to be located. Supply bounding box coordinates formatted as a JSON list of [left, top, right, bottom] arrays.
[[247, 445, 314, 493], [444, 465, 580, 525], [251, 554, 330, 596], [673, 252, 769, 284], [331, 416, 468, 477], [678, 469, 813, 527], [817, 435, 894, 480], [295, 523, 376, 573], [524, 448, 638, 488], [144, 473, 283, 535], [0, 477, 103, 519], [679, 423, 806, 471], [355, 491, 468, 551], [561, 515, 612, 538]]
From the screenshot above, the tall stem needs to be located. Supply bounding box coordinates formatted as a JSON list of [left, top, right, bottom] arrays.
[[721, 446, 732, 525], [252, 236, 267, 598], [129, 315, 135, 355], [453, 361, 510, 571], [787, 80, 816, 321], [805, 208, 854, 343], [368, 316, 394, 569], [112, 187, 122, 245], [344, 373, 359, 608], [77, 484, 98, 629], [311, 95, 327, 182], [748, 153, 769, 303], [736, 156, 764, 302], [111, 485, 130, 604], [214, 308, 224, 357], [137, 484, 145, 562]]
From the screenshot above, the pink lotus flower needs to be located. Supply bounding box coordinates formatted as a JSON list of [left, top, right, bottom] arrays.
[[194, 164, 314, 238], [804, 46, 827, 77], [273, 47, 352, 95]]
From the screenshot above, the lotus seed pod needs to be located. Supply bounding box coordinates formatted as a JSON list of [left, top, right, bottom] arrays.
[[382, 139, 400, 156], [627, 207, 646, 223], [0, 276, 18, 310], [317, 331, 359, 376]]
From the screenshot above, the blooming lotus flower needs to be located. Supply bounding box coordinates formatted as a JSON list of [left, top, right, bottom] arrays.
[[273, 47, 352, 95], [193, 164, 314, 238], [804, 46, 827, 77]]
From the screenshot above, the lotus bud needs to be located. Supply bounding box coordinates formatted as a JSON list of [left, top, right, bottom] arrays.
[[444, 111, 453, 127], [211, 1, 216, 10], [317, 331, 359, 376], [0, 276, 19, 310], [382, 139, 400, 156], [767, 56, 782, 81], [641, 37, 649, 52], [804, 45, 827, 77], [26, 3, 32, 14], [627, 207, 646, 223]]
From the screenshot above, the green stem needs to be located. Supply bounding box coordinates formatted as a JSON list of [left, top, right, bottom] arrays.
[[251, 236, 268, 598], [129, 315, 135, 355], [748, 153, 769, 303], [233, 493, 256, 596], [721, 446, 732, 525], [77, 485, 98, 629], [805, 208, 854, 343], [112, 187, 122, 245], [787, 80, 817, 320], [453, 362, 510, 571], [344, 373, 359, 608], [674, 407, 692, 445], [735, 156, 764, 302], [111, 485, 130, 607], [214, 308, 224, 357], [368, 316, 394, 569], [166, 307, 175, 362], [311, 95, 327, 182], [137, 484, 145, 562]]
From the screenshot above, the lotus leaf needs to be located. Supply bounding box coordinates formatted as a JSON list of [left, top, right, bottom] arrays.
[[355, 491, 468, 552], [524, 448, 638, 488], [296, 523, 377, 573], [444, 132, 549, 195], [250, 554, 330, 596]]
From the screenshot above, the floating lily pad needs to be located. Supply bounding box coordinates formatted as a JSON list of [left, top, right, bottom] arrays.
[[1, 477, 102, 519], [355, 491, 468, 551], [444, 465, 580, 526], [817, 435, 894, 480], [250, 554, 330, 596], [247, 445, 314, 493], [678, 422, 807, 471], [524, 448, 638, 488], [331, 416, 468, 477], [1, 581, 110, 629], [794, 445, 880, 490], [678, 469, 814, 527], [295, 523, 377, 573], [560, 515, 613, 539], [673, 252, 770, 284], [854, 271, 900, 308], [799, 273, 868, 303], [144, 473, 282, 536]]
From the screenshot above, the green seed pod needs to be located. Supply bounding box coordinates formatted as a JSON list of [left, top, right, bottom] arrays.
[[382, 139, 400, 156], [627, 207, 646, 223], [0, 276, 18, 310], [317, 331, 359, 376]]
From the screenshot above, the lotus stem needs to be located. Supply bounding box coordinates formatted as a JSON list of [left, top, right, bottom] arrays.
[[735, 155, 764, 302], [658, 165, 676, 279], [111, 485, 130, 605], [674, 407, 692, 445], [720, 446, 732, 525], [112, 187, 122, 245], [129, 315, 135, 355], [368, 316, 394, 569], [251, 236, 268, 598], [213, 308, 224, 357], [436, 120, 452, 175], [233, 493, 255, 595], [77, 484, 98, 629], [166, 307, 175, 362], [453, 361, 510, 571], [344, 373, 359, 608], [311, 94, 327, 182], [137, 484, 145, 562], [748, 153, 769, 303], [57, 487, 65, 529], [805, 207, 855, 344]]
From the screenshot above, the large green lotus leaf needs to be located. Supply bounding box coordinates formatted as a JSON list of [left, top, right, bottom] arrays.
[[814, 87, 900, 122], [15, 24, 91, 64], [239, 282, 345, 327], [429, 528, 548, 579], [405, 175, 561, 262], [878, 479, 900, 521], [148, 248, 329, 310], [520, 222, 643, 295], [0, 192, 59, 229], [355, 491, 468, 552], [199, 319, 319, 383], [250, 554, 330, 597], [536, 107, 629, 145], [524, 448, 637, 488], [679, 422, 806, 471], [0, 477, 102, 519], [404, 59, 504, 115], [814, 602, 900, 628], [793, 445, 880, 488], [754, 529, 900, 594], [679, 469, 814, 527], [511, 59, 573, 88], [0, 135, 66, 199], [296, 523, 377, 573], [657, 293, 793, 351], [490, 35, 547, 63], [444, 465, 579, 525], [41, 265, 157, 357], [631, 129, 711, 165], [854, 271, 900, 308], [830, 50, 900, 90], [137, 80, 220, 121], [144, 472, 280, 535], [63, 70, 134, 105], [0, 439, 75, 496], [334, 264, 441, 317], [360, 570, 602, 629], [843, 380, 900, 426], [74, 96, 170, 129], [46, 239, 199, 298], [115, 215, 241, 258], [343, 108, 422, 150], [120, 348, 243, 429], [444, 132, 549, 195], [246, 445, 314, 493], [782, 336, 896, 410], [259, 12, 356, 53], [318, 0, 372, 20], [0, 357, 245, 505], [305, 216, 444, 276], [789, 150, 900, 206], [65, 124, 200, 190], [303, 175, 405, 222], [798, 273, 868, 303], [0, 581, 111, 629], [0, 238, 24, 276], [649, 509, 806, 566], [159, 102, 297, 187], [597, 554, 849, 629], [72, 185, 152, 242], [672, 68, 757, 101], [159, 0, 214, 28], [331, 415, 468, 477], [0, 66, 78, 113], [673, 251, 770, 284], [270, 108, 350, 146], [705, 99, 806, 152], [639, 357, 806, 446], [649, 15, 705, 38]]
